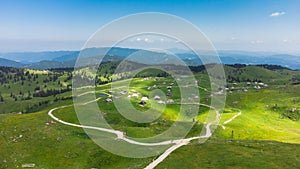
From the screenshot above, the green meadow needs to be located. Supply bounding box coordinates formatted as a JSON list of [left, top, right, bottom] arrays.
[[0, 64, 300, 168]]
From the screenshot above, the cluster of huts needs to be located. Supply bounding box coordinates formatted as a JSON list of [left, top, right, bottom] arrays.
[[105, 81, 176, 106], [219, 81, 269, 95]]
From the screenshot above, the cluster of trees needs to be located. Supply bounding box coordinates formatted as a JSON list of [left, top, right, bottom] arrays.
[[10, 92, 18, 101], [256, 64, 289, 70], [33, 87, 71, 97], [64, 72, 73, 82], [271, 104, 300, 121], [0, 93, 4, 102], [134, 68, 170, 78], [189, 65, 206, 72], [0, 66, 72, 86], [291, 75, 300, 85], [227, 75, 262, 83], [283, 109, 300, 121], [42, 73, 59, 83], [227, 64, 248, 69], [0, 69, 38, 85], [0, 67, 77, 114], [9, 91, 32, 101], [0, 67, 24, 84], [24, 96, 73, 114], [54, 96, 72, 101], [227, 64, 288, 70], [24, 100, 51, 113], [227, 67, 263, 83]]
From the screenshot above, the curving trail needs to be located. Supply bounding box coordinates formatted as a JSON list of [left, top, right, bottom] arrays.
[[144, 123, 213, 169], [48, 90, 238, 169], [223, 112, 241, 125], [48, 101, 216, 147]]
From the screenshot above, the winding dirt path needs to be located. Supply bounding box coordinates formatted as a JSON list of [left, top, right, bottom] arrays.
[[144, 123, 213, 169], [48, 101, 216, 147], [223, 112, 242, 125]]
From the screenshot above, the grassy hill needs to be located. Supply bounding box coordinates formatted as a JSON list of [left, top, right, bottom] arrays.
[[0, 67, 73, 114], [0, 63, 299, 168], [1, 101, 299, 169]]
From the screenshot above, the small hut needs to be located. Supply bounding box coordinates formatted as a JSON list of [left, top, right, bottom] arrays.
[[154, 95, 161, 100], [138, 101, 146, 106], [120, 90, 128, 95], [141, 97, 148, 101], [157, 100, 166, 104], [106, 98, 113, 103], [132, 93, 139, 97], [166, 99, 174, 104]]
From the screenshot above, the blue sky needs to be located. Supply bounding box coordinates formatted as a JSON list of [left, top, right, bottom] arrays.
[[0, 0, 299, 52]]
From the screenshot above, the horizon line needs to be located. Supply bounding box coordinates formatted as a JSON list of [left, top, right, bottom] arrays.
[[1, 46, 300, 55]]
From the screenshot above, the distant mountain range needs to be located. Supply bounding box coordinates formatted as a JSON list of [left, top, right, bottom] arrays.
[[0, 51, 76, 64], [0, 47, 300, 70], [0, 58, 24, 68]]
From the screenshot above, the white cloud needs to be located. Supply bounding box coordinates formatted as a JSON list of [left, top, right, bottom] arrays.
[[270, 11, 286, 17], [283, 39, 293, 43], [144, 38, 153, 43], [251, 40, 263, 44]]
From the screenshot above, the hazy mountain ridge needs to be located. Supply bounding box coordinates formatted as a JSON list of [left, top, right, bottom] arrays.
[[0, 51, 76, 63], [0, 58, 24, 68], [1, 47, 300, 70]]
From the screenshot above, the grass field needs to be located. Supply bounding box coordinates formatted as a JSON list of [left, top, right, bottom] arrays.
[[1, 110, 299, 169], [1, 64, 300, 168]]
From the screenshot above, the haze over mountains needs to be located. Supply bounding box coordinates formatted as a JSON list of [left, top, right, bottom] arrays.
[[0, 47, 300, 70]]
